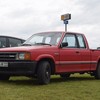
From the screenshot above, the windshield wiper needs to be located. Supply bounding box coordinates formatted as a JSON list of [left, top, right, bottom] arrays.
[[22, 43, 32, 46], [22, 43, 52, 46], [35, 43, 52, 46]]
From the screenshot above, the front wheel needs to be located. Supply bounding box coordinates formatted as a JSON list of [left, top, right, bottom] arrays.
[[37, 61, 51, 85], [95, 63, 100, 79]]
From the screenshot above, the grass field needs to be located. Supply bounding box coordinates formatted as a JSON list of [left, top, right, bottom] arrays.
[[0, 74, 100, 100]]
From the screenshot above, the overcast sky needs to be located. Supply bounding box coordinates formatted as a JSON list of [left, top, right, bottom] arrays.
[[0, 0, 100, 48]]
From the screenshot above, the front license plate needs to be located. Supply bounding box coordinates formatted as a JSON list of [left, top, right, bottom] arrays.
[[0, 62, 8, 67]]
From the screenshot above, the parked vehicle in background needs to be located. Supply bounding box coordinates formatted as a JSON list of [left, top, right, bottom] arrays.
[[0, 36, 25, 48], [97, 47, 100, 50]]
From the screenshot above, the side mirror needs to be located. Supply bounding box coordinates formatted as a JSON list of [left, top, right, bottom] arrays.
[[61, 42, 68, 48]]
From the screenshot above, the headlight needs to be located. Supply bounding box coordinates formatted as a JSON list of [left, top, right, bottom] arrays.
[[17, 52, 31, 60], [19, 53, 25, 60]]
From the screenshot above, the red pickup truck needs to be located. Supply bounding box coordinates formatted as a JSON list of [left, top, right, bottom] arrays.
[[0, 32, 100, 84]]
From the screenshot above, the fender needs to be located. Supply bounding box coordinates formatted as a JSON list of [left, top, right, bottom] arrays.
[[97, 56, 100, 66], [91, 56, 100, 71], [97, 55, 100, 61], [36, 54, 55, 62]]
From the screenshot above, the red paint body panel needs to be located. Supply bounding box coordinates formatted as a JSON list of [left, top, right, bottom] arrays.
[[0, 32, 100, 74]]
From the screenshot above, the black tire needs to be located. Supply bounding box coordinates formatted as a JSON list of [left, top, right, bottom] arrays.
[[0, 74, 10, 80], [95, 63, 100, 79], [60, 73, 70, 79], [37, 61, 51, 85]]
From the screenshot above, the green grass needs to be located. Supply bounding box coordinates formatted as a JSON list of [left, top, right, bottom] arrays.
[[0, 74, 100, 100]]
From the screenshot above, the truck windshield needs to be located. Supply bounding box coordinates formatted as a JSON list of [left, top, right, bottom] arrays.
[[23, 32, 62, 46]]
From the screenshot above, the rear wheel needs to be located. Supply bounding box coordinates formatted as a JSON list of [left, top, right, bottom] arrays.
[[0, 74, 10, 80], [95, 63, 100, 79], [60, 73, 70, 79], [37, 61, 51, 85]]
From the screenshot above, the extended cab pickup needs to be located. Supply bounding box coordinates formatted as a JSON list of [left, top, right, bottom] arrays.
[[0, 32, 100, 84]]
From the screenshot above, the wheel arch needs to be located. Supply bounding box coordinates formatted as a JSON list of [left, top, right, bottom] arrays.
[[94, 58, 100, 79], [96, 59, 100, 70]]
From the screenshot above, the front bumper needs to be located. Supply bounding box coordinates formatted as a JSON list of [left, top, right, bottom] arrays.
[[0, 61, 37, 76]]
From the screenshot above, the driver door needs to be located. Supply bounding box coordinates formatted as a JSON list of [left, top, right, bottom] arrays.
[[58, 33, 82, 73]]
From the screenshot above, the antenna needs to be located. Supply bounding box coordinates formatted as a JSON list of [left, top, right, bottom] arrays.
[[61, 13, 71, 32]]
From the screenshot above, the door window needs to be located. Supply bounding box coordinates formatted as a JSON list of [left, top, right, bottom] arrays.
[[62, 34, 78, 48]]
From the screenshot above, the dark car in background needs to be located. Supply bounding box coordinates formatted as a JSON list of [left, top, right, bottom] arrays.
[[0, 36, 25, 48]]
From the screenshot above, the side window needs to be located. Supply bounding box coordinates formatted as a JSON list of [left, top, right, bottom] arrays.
[[8, 38, 22, 47], [0, 37, 6, 48], [62, 34, 77, 48], [77, 35, 86, 48]]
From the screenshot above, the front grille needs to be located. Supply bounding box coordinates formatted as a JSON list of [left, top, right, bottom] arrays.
[[0, 52, 17, 60]]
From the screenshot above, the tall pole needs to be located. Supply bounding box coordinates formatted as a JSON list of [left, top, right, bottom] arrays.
[[65, 24, 67, 32], [61, 13, 71, 32], [64, 20, 68, 32]]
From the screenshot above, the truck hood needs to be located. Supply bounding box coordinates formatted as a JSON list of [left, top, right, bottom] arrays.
[[0, 45, 55, 52]]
